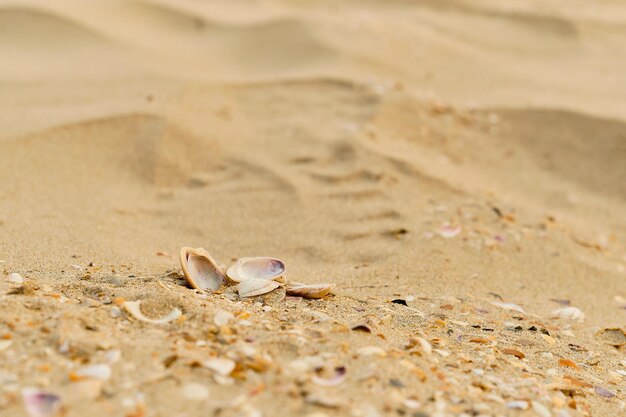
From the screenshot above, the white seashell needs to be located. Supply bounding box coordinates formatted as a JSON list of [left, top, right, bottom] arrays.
[[7, 273, 23, 284], [439, 224, 461, 238], [552, 306, 585, 322], [226, 257, 286, 283], [122, 300, 182, 324], [213, 310, 234, 326], [22, 388, 62, 417], [506, 401, 529, 410], [416, 336, 432, 355], [237, 278, 280, 298], [74, 364, 111, 381], [203, 358, 236, 376], [182, 383, 209, 400], [356, 346, 387, 357], [180, 247, 226, 291], [285, 282, 334, 299], [311, 366, 347, 386], [0, 340, 12, 350], [491, 301, 526, 314]]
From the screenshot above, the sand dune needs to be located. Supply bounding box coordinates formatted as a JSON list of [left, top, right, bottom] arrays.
[[0, 0, 624, 416]]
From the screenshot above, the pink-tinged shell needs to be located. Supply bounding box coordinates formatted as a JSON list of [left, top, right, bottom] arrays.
[[22, 388, 62, 417], [226, 257, 286, 283], [180, 247, 226, 291]]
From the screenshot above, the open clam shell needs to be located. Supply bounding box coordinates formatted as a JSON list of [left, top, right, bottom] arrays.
[[180, 247, 226, 291], [237, 278, 281, 298], [226, 257, 286, 283], [286, 282, 334, 299]]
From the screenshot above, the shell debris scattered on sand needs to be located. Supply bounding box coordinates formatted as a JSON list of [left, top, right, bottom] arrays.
[[179, 247, 334, 300]]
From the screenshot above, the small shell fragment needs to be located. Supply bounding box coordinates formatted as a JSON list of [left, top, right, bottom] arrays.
[[311, 366, 347, 386], [213, 310, 234, 326], [122, 300, 182, 325], [552, 306, 585, 322], [594, 386, 616, 398], [7, 273, 24, 284], [286, 282, 334, 299], [180, 247, 226, 291], [491, 301, 526, 314], [227, 257, 286, 283], [203, 358, 236, 376], [356, 346, 387, 357], [439, 224, 461, 238], [237, 278, 280, 298], [73, 364, 112, 381], [506, 401, 528, 410], [22, 388, 62, 417]]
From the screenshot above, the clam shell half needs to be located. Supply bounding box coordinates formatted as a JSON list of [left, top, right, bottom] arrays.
[[180, 247, 226, 291], [226, 257, 286, 283], [237, 278, 281, 298], [286, 282, 334, 299]]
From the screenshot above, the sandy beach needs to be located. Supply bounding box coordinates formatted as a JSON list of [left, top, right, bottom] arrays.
[[0, 0, 625, 416]]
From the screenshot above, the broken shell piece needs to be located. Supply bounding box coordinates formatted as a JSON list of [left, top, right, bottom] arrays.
[[491, 301, 526, 314], [439, 224, 461, 238], [22, 388, 62, 417], [203, 358, 236, 376], [227, 257, 286, 283], [311, 366, 347, 386], [73, 364, 111, 381], [122, 300, 182, 324], [552, 306, 585, 322], [180, 247, 226, 291], [286, 282, 334, 299], [7, 273, 24, 284], [237, 278, 280, 298]]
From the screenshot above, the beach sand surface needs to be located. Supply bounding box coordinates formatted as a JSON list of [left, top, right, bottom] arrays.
[[0, 1, 624, 416]]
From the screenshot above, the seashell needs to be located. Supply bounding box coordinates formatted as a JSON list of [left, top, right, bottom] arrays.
[[226, 257, 286, 283], [213, 310, 234, 326], [491, 301, 526, 314], [237, 278, 280, 298], [552, 306, 585, 322], [285, 282, 334, 299], [73, 364, 111, 381], [311, 366, 347, 386], [7, 272, 24, 284], [203, 358, 236, 376], [122, 300, 182, 324], [356, 346, 387, 357], [180, 247, 226, 291], [22, 388, 62, 417]]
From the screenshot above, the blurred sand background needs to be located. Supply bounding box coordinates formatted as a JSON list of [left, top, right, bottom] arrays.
[[0, 0, 625, 416]]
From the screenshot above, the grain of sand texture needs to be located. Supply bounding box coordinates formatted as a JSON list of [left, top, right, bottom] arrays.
[[0, 0, 625, 416]]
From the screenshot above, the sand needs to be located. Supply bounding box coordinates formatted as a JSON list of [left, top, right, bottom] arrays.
[[0, 0, 625, 416]]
